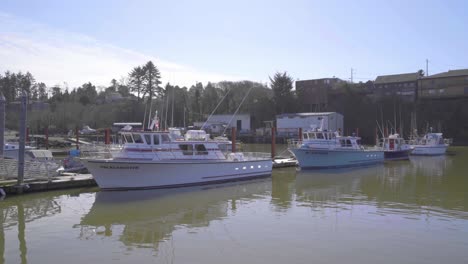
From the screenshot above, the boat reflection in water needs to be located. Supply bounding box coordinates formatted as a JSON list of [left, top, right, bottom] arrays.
[[79, 179, 271, 249], [294, 165, 382, 207]]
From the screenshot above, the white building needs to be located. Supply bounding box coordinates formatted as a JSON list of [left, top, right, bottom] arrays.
[[195, 114, 251, 133], [276, 112, 344, 136]]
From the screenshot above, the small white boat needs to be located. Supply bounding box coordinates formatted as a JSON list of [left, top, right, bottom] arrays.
[[288, 130, 384, 169], [1, 148, 63, 178], [410, 133, 448, 156], [82, 130, 272, 190], [380, 133, 413, 160], [3, 142, 35, 160]]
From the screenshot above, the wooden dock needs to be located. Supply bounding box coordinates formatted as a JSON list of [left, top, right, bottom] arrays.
[[0, 174, 97, 195]]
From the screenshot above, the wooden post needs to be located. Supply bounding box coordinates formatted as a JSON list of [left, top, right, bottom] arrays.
[[75, 127, 79, 150], [231, 127, 236, 153], [45, 127, 49, 150], [105, 128, 110, 145], [271, 126, 276, 159], [299, 127, 303, 141]]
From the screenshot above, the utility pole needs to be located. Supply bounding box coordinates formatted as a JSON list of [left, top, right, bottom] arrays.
[[350, 68, 354, 83], [426, 59, 429, 76]]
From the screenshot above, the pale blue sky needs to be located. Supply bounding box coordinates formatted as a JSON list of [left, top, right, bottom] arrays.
[[1, 0, 467, 87]]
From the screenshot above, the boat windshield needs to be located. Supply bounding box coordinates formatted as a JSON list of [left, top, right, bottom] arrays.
[[133, 134, 144, 144]]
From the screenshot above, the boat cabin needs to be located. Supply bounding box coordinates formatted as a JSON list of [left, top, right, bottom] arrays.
[[300, 130, 363, 150], [116, 131, 226, 161]]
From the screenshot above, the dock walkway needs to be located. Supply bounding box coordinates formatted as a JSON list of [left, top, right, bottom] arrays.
[[0, 174, 96, 195]]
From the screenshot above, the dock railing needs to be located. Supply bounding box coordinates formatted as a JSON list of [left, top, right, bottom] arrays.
[[0, 158, 59, 181]]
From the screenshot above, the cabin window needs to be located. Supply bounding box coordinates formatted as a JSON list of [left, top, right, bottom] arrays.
[[195, 144, 208, 155], [144, 134, 151, 145], [124, 134, 134, 143], [340, 139, 346, 147], [303, 133, 308, 140], [161, 134, 171, 143], [133, 134, 144, 144], [346, 139, 352, 146], [357, 139, 361, 145], [316, 133, 324, 139], [179, 144, 193, 155], [309, 133, 316, 139], [153, 135, 160, 145], [331, 133, 336, 139]]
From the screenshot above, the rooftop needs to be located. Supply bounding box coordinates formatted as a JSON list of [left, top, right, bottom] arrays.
[[423, 69, 468, 79], [277, 112, 340, 118], [375, 72, 421, 84]]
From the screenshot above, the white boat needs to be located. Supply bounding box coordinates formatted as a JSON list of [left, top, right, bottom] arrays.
[[1, 148, 63, 179], [288, 130, 384, 169], [410, 133, 448, 156], [82, 130, 272, 190], [3, 142, 35, 159], [380, 133, 413, 160]]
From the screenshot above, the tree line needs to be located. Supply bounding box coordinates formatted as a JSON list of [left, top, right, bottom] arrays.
[[1, 62, 467, 144]]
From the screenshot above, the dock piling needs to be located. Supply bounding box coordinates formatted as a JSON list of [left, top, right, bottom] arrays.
[[271, 126, 276, 159]]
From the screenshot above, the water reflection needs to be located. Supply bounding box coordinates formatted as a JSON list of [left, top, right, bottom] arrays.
[[79, 180, 271, 250], [1, 149, 468, 263], [295, 166, 382, 208], [1, 190, 77, 264]]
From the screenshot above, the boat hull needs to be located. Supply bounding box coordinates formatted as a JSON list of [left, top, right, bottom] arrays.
[[384, 149, 412, 160], [83, 159, 272, 190], [290, 148, 384, 169], [410, 145, 448, 156]]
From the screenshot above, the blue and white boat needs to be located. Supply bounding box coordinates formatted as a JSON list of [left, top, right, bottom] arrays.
[[288, 130, 384, 169], [409, 132, 448, 156]]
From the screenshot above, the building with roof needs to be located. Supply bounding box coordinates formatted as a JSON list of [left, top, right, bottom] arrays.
[[374, 72, 422, 101], [295, 78, 345, 112], [276, 112, 344, 136], [195, 114, 251, 134], [418, 69, 468, 99]]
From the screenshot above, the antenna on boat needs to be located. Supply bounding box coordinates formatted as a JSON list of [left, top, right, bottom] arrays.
[[222, 85, 255, 136], [148, 110, 159, 131], [201, 87, 232, 130], [147, 96, 154, 130], [142, 100, 148, 130]]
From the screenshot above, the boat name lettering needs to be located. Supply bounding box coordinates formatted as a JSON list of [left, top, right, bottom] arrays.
[[100, 165, 139, 169]]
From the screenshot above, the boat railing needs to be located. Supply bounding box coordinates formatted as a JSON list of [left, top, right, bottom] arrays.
[[225, 151, 271, 161], [287, 139, 354, 149], [80, 144, 123, 159]]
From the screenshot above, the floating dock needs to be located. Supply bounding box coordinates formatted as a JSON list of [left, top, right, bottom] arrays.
[[0, 174, 97, 195]]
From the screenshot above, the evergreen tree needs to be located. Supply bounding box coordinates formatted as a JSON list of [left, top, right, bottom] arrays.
[[269, 71, 295, 114]]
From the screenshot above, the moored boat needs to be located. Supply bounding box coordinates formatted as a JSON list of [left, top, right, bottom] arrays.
[[82, 130, 272, 190], [288, 130, 384, 169], [380, 133, 413, 160], [410, 132, 448, 156]]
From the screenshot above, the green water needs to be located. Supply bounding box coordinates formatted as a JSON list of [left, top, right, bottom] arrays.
[[1, 147, 468, 264]]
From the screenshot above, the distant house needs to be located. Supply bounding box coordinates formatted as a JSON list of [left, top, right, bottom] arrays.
[[195, 114, 251, 134], [374, 72, 421, 101], [276, 112, 344, 137], [295, 78, 345, 111], [418, 69, 468, 99]]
